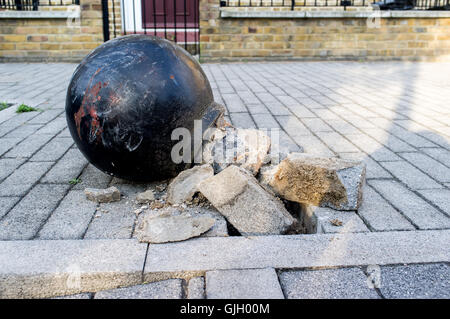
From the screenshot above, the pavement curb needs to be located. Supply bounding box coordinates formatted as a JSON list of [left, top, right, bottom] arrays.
[[0, 230, 449, 298]]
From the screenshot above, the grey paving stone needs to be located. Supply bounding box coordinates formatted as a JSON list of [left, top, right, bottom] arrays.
[[302, 117, 334, 132], [188, 277, 205, 299], [338, 152, 391, 179], [293, 135, 335, 157], [0, 137, 22, 156], [83, 200, 136, 239], [0, 239, 147, 298], [0, 184, 70, 240], [276, 115, 312, 137], [94, 279, 183, 299], [28, 109, 64, 124], [252, 113, 280, 129], [279, 268, 380, 299], [144, 230, 450, 279], [206, 268, 284, 299], [345, 134, 402, 162], [4, 134, 54, 158], [246, 103, 270, 114], [3, 124, 43, 139], [362, 128, 416, 152], [37, 190, 98, 240], [380, 161, 443, 190], [30, 137, 73, 162], [358, 185, 415, 231], [378, 263, 450, 299], [0, 161, 54, 196], [35, 117, 67, 135], [310, 207, 369, 234], [0, 158, 26, 181], [221, 94, 247, 113], [421, 148, 450, 168], [0, 196, 20, 219], [72, 164, 112, 190], [229, 112, 256, 129], [41, 148, 88, 184], [400, 152, 450, 183], [387, 125, 437, 148], [417, 189, 450, 217], [316, 131, 360, 153], [369, 180, 450, 230]]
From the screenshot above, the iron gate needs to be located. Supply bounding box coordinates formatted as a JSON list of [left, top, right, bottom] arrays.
[[101, 0, 200, 56]]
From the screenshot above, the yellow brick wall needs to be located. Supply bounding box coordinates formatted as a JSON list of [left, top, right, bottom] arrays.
[[200, 1, 450, 61], [0, 0, 104, 62]]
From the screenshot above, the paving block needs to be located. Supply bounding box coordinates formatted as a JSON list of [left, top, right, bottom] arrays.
[[358, 185, 415, 231], [0, 184, 70, 240], [41, 148, 88, 184], [380, 161, 443, 190], [36, 117, 67, 135], [315, 131, 360, 153], [400, 152, 450, 183], [417, 189, 450, 217], [338, 152, 391, 179], [37, 190, 98, 240], [94, 279, 183, 299], [83, 200, 136, 239], [0, 158, 26, 181], [0, 239, 147, 298], [279, 268, 380, 299], [198, 165, 295, 236], [368, 180, 450, 230], [3, 124, 43, 139], [0, 196, 20, 219], [144, 230, 450, 279], [188, 277, 205, 299], [30, 137, 73, 162], [72, 164, 112, 190], [205, 268, 284, 299], [378, 263, 450, 299], [0, 161, 54, 196], [304, 206, 369, 233], [28, 109, 64, 125], [345, 134, 401, 162], [229, 112, 256, 129], [421, 148, 450, 168], [4, 134, 54, 158]]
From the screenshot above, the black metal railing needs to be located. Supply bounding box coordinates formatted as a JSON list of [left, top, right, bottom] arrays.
[[220, 0, 449, 10], [103, 0, 200, 56], [0, 0, 79, 11]]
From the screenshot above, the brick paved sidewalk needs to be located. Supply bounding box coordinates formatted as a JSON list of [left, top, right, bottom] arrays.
[[0, 62, 449, 298]]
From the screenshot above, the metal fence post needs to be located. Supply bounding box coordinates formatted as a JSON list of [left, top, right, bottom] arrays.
[[101, 0, 110, 42]]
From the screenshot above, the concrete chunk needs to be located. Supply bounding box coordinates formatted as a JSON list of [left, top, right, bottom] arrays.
[[85, 186, 120, 203], [261, 153, 365, 210], [166, 164, 214, 205], [204, 128, 271, 175], [198, 165, 296, 236], [136, 214, 215, 243]]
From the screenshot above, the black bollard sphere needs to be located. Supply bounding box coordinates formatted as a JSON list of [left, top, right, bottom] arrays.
[[66, 35, 217, 181]]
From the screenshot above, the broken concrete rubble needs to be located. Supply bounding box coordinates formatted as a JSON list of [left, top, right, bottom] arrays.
[[166, 164, 214, 205], [198, 165, 296, 236], [136, 190, 155, 204], [136, 211, 215, 243], [260, 153, 365, 210], [84, 186, 121, 203], [203, 128, 271, 176]]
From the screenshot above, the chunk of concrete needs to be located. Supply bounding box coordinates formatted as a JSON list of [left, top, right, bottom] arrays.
[[84, 186, 120, 203], [166, 164, 214, 205], [203, 128, 271, 175], [261, 153, 365, 210], [198, 165, 296, 236], [136, 213, 215, 243], [135, 189, 155, 204]]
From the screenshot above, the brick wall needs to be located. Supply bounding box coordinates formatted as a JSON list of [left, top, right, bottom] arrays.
[[0, 0, 103, 62], [200, 1, 450, 61]]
